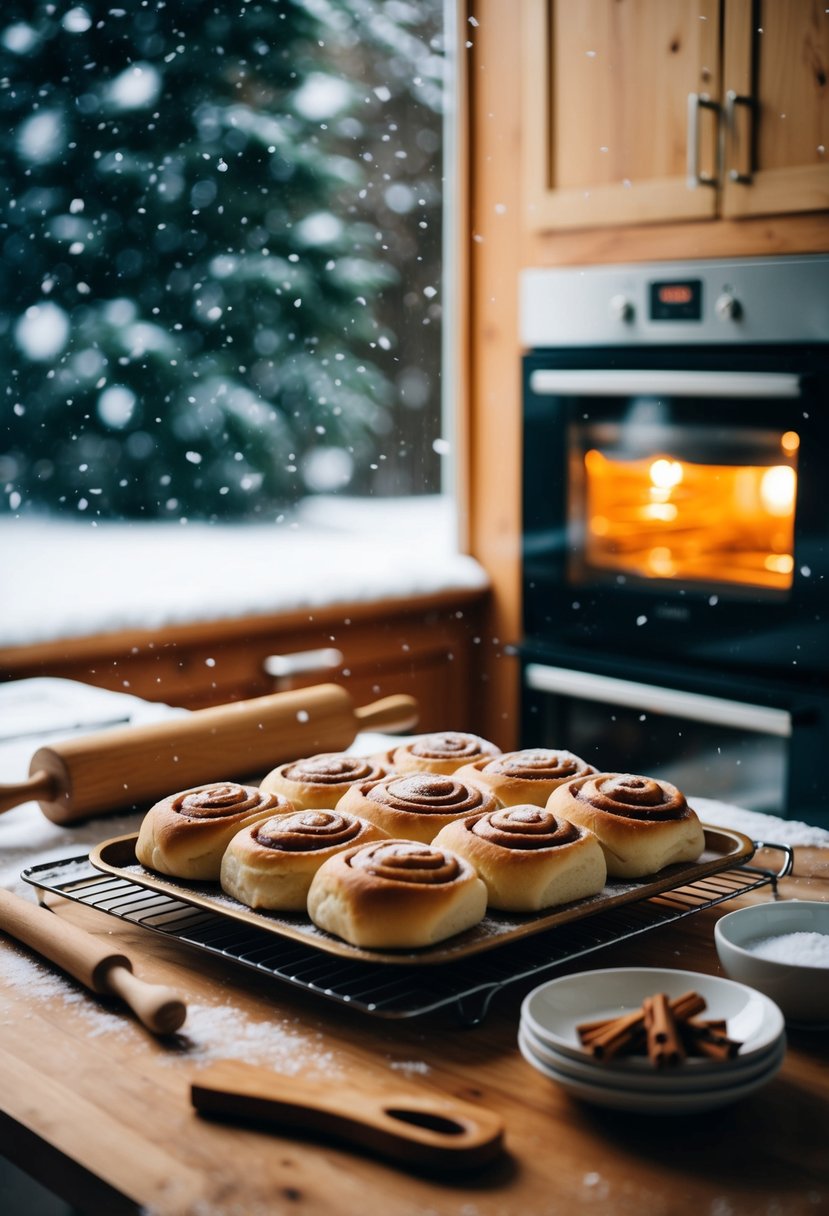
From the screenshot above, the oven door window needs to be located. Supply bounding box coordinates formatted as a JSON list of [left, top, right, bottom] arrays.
[[568, 395, 799, 602], [523, 682, 788, 816]]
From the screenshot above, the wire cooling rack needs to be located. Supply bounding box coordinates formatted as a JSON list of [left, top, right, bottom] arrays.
[[22, 842, 792, 1025]]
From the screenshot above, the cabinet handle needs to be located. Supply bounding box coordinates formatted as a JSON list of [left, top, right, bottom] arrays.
[[263, 648, 344, 679], [725, 90, 754, 184], [686, 93, 720, 188]]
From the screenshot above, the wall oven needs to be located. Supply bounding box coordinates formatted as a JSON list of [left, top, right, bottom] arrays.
[[519, 256, 829, 826]]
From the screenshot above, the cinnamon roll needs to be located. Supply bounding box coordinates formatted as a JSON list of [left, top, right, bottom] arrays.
[[455, 748, 596, 808], [135, 783, 292, 880], [432, 804, 607, 912], [337, 772, 499, 844], [546, 773, 705, 878], [260, 752, 389, 810], [388, 731, 502, 776], [219, 809, 388, 911], [306, 838, 488, 948]]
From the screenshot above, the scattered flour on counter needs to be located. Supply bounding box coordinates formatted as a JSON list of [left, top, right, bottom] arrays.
[[0, 946, 130, 1038], [691, 797, 829, 848], [388, 1058, 431, 1075], [0, 944, 342, 1076], [170, 1002, 342, 1077]]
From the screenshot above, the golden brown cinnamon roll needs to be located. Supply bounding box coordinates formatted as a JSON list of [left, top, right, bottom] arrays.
[[455, 748, 596, 808], [260, 752, 389, 810], [546, 773, 705, 878], [135, 783, 292, 880], [336, 772, 499, 844], [388, 731, 502, 776], [219, 809, 388, 911], [432, 804, 607, 911], [306, 838, 488, 948]]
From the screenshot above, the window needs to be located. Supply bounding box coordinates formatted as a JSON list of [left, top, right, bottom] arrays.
[[1, 0, 450, 525]]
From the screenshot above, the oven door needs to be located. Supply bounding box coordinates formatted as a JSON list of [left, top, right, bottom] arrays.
[[522, 348, 829, 677], [520, 652, 829, 825]]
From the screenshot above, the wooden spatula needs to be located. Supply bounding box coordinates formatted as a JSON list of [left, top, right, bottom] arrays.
[[191, 1059, 505, 1172]]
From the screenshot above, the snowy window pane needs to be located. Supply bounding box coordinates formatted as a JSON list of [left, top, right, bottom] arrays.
[[1, 0, 447, 522]]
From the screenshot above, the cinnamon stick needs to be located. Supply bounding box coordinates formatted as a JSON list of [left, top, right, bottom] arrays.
[[681, 1018, 741, 1061], [578, 990, 706, 1055], [574, 989, 742, 1068], [643, 993, 686, 1068]]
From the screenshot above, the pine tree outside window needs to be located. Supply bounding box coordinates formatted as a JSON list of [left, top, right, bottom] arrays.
[[1, 0, 451, 527]]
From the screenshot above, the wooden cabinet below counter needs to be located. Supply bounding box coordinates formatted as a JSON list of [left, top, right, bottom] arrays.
[[0, 587, 491, 734]]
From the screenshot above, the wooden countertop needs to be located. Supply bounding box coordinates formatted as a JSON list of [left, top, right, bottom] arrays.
[[1, 846, 828, 1216]]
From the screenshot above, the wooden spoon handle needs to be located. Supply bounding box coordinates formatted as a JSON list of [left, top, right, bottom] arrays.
[[192, 1060, 504, 1171]]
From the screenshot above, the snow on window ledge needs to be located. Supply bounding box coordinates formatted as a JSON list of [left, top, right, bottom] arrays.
[[0, 495, 489, 649]]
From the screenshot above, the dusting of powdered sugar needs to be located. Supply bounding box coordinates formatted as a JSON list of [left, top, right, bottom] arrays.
[[166, 1002, 342, 1078], [0, 942, 342, 1077], [0, 945, 130, 1039], [389, 1058, 431, 1076]]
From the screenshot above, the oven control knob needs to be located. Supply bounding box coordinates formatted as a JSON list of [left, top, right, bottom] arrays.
[[715, 292, 742, 322], [609, 294, 634, 323]]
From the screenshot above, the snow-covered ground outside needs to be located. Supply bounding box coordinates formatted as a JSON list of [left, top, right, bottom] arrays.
[[0, 494, 489, 647]]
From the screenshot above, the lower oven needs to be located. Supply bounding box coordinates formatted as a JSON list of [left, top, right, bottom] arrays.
[[519, 255, 829, 826]]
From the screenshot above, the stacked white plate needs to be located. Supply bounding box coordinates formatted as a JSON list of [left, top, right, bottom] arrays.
[[519, 967, 786, 1114]]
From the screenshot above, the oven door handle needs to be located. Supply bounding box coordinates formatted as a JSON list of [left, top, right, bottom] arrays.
[[527, 369, 802, 399], [524, 663, 792, 738]]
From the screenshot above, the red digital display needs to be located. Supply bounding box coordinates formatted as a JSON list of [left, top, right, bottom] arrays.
[[658, 284, 694, 305]]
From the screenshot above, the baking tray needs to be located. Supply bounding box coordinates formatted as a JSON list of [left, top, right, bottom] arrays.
[[88, 826, 754, 966]]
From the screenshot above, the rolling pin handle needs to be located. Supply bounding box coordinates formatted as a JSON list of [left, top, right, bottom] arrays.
[[101, 964, 188, 1036], [0, 769, 58, 815], [354, 694, 419, 735]]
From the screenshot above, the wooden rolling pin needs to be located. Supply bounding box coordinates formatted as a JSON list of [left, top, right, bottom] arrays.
[[0, 888, 187, 1035], [0, 683, 419, 824]]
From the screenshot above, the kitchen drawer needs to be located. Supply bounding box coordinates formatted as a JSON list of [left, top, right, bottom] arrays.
[[0, 588, 490, 734]]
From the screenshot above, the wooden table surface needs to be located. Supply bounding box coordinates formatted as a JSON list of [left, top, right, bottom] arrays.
[[1, 845, 827, 1216]]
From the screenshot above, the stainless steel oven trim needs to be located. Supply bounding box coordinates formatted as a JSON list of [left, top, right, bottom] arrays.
[[524, 662, 792, 738], [528, 369, 801, 398]]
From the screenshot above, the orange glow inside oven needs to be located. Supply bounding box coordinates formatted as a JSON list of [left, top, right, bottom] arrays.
[[584, 436, 799, 591]]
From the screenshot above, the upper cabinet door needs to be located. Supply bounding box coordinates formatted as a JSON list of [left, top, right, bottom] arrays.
[[721, 0, 829, 218], [523, 0, 722, 230]]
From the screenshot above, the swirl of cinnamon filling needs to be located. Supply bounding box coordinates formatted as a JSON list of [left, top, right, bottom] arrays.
[[479, 749, 594, 783], [405, 732, 500, 764], [349, 839, 462, 885], [574, 774, 689, 820], [280, 754, 385, 786], [367, 773, 488, 816], [468, 805, 581, 849], [173, 783, 287, 820], [254, 810, 363, 852]]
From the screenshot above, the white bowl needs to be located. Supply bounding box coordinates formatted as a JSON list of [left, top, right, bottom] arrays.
[[715, 901, 829, 1025], [517, 1027, 784, 1115], [519, 1019, 785, 1093], [521, 966, 785, 1064]]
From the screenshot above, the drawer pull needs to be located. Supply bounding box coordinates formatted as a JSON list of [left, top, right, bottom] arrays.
[[264, 648, 344, 678]]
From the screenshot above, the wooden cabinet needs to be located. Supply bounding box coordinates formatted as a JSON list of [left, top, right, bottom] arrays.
[[722, 0, 829, 218], [0, 588, 490, 736], [523, 0, 829, 231]]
